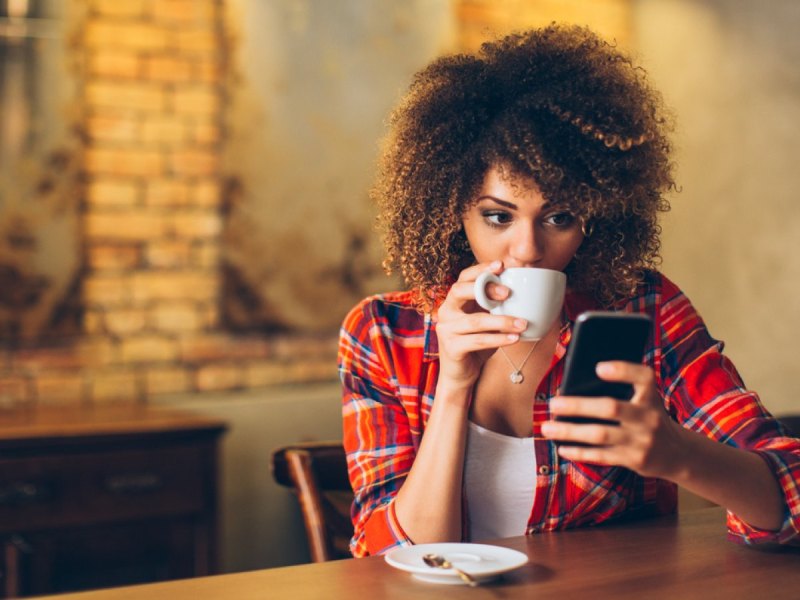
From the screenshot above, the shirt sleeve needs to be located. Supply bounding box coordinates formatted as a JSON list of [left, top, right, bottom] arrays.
[[338, 297, 416, 557], [657, 278, 800, 545]]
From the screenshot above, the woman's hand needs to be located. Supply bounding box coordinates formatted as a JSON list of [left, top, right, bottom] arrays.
[[541, 361, 689, 479], [434, 260, 529, 391]]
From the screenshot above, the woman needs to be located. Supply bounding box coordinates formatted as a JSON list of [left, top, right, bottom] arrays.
[[338, 24, 800, 557]]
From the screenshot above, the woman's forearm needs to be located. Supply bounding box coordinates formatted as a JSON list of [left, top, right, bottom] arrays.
[[670, 426, 785, 531], [392, 379, 472, 544]]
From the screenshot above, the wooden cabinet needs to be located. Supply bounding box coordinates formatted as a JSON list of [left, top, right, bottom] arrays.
[[0, 405, 226, 598]]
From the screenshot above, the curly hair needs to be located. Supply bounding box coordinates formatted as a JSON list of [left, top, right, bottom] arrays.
[[372, 24, 675, 312]]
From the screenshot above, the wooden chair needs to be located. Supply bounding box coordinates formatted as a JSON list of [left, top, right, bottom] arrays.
[[270, 441, 354, 562], [778, 414, 800, 437]]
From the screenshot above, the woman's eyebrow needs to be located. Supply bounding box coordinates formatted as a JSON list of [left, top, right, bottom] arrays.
[[476, 195, 554, 210], [475, 195, 517, 209]]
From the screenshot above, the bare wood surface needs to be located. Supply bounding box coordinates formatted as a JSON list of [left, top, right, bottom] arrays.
[[31, 508, 800, 599]]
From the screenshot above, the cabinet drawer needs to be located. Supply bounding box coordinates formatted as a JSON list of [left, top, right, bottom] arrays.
[[0, 443, 210, 532]]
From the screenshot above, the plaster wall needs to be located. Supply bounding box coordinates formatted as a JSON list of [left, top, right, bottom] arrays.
[[634, 0, 800, 416]]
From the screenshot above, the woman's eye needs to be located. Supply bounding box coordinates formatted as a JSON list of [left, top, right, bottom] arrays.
[[545, 212, 576, 227], [482, 211, 512, 227]]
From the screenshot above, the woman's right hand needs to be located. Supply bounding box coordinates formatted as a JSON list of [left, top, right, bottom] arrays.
[[434, 260, 529, 390]]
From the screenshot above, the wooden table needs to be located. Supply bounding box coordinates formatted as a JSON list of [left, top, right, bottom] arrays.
[[30, 507, 799, 599]]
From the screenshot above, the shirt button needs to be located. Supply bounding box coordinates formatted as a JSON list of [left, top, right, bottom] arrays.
[[535, 393, 547, 401], [538, 465, 550, 476]]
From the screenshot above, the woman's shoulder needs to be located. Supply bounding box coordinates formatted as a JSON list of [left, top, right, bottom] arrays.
[[342, 290, 425, 333], [625, 270, 689, 306]]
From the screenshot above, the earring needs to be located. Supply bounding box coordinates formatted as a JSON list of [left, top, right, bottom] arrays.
[[581, 220, 594, 238]]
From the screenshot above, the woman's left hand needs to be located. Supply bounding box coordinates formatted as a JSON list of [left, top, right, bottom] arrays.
[[541, 361, 688, 479]]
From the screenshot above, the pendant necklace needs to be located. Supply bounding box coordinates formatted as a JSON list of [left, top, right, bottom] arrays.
[[498, 342, 538, 384]]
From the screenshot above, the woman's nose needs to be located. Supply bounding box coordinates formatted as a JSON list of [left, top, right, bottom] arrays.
[[508, 224, 543, 267]]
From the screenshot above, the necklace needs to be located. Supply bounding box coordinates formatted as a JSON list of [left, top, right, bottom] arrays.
[[498, 342, 538, 384]]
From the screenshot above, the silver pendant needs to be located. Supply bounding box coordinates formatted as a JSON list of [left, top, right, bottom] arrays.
[[510, 371, 524, 384]]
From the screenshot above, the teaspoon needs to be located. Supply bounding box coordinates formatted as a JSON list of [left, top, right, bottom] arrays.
[[422, 553, 478, 586]]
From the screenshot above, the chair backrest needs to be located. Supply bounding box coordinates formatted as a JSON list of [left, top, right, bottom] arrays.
[[778, 414, 800, 437], [271, 441, 354, 562]]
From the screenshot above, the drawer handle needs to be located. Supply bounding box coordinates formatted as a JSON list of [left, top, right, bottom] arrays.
[[103, 473, 163, 495], [0, 482, 52, 506]]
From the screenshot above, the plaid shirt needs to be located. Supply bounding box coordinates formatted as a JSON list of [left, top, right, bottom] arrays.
[[339, 271, 800, 557]]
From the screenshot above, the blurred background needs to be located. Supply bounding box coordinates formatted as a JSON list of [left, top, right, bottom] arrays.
[[1, 0, 798, 585]]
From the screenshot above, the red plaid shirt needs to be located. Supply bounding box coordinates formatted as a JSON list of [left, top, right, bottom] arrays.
[[339, 271, 800, 557]]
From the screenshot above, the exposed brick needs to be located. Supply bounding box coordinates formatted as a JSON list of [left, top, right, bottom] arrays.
[[36, 372, 87, 405], [88, 113, 141, 143], [78, 338, 119, 368], [90, 368, 142, 402], [85, 148, 164, 177], [141, 116, 189, 145], [85, 211, 169, 241], [145, 366, 192, 395], [84, 309, 105, 334], [119, 334, 179, 363], [146, 240, 193, 268], [0, 376, 32, 407], [84, 274, 130, 306], [195, 363, 244, 391], [170, 211, 222, 239], [88, 244, 141, 270], [180, 334, 270, 363], [193, 180, 219, 207], [195, 58, 221, 84], [92, 0, 148, 18], [151, 302, 203, 333], [193, 241, 219, 269], [193, 122, 221, 145], [144, 56, 195, 82], [144, 179, 190, 207], [169, 149, 219, 177], [171, 88, 220, 116], [131, 271, 218, 303], [175, 29, 218, 53], [86, 82, 166, 112], [86, 179, 140, 207], [105, 308, 148, 336], [88, 50, 141, 78], [200, 304, 220, 329], [84, 21, 170, 51], [154, 0, 217, 23]]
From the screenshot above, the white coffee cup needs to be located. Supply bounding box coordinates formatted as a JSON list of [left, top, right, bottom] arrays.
[[473, 268, 566, 341]]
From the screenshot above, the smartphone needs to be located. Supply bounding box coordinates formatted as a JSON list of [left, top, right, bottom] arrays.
[[557, 311, 652, 424]]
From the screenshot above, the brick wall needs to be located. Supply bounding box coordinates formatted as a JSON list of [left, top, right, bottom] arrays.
[[0, 0, 337, 408], [0, 0, 632, 409]]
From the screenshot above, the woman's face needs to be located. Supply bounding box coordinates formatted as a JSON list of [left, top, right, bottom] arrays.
[[462, 165, 585, 272]]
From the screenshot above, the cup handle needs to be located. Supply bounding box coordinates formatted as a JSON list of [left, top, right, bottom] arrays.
[[474, 270, 502, 311]]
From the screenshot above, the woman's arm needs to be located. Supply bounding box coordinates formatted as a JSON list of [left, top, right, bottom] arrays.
[[392, 378, 472, 543], [543, 361, 786, 531]]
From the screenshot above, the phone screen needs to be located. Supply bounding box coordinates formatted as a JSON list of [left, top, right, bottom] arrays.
[[558, 311, 651, 423]]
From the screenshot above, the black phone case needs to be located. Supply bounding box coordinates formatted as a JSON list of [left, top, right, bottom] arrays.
[[560, 311, 652, 402]]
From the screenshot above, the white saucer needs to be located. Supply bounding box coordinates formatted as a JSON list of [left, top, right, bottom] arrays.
[[384, 543, 528, 585]]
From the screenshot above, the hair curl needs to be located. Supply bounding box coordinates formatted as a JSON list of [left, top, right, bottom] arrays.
[[373, 24, 675, 311]]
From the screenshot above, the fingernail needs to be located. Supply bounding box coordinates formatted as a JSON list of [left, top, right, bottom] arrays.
[[550, 398, 565, 411], [541, 422, 555, 436], [490, 260, 502, 270], [507, 333, 519, 341], [596, 362, 613, 376], [514, 319, 527, 330]]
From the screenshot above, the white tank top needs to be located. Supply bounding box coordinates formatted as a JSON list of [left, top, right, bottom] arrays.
[[463, 420, 536, 541]]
